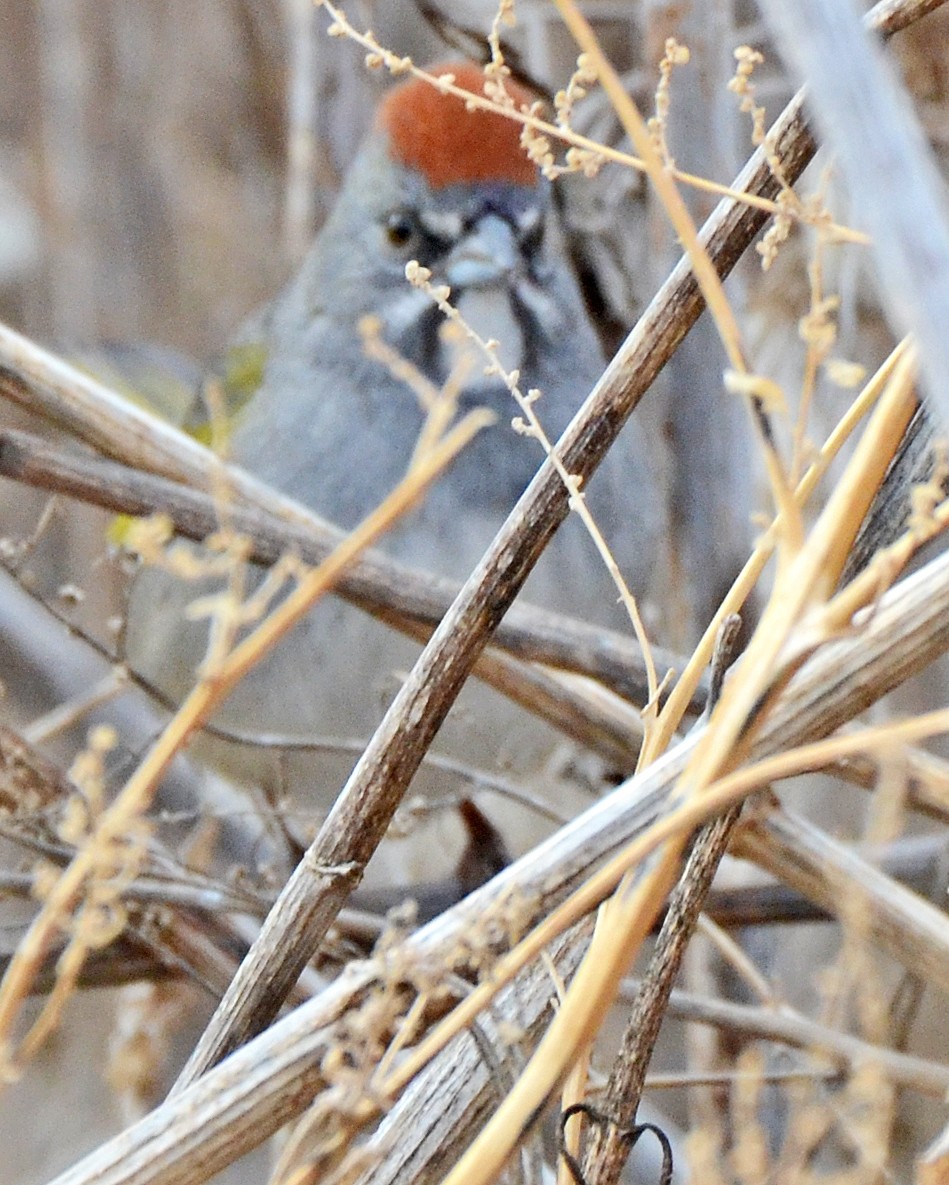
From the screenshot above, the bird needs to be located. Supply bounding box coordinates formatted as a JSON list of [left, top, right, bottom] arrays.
[[123, 61, 669, 884]]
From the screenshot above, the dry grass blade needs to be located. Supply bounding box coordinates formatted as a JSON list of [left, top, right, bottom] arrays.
[[825, 725, 949, 822], [643, 335, 914, 765]]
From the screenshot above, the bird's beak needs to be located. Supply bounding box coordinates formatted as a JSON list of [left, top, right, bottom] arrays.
[[444, 214, 520, 292]]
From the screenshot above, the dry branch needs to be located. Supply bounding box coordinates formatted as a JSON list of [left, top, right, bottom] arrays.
[[43, 540, 949, 1185], [580, 617, 745, 1185], [0, 423, 686, 711], [732, 807, 949, 993], [582, 806, 741, 1185], [629, 982, 949, 1097]]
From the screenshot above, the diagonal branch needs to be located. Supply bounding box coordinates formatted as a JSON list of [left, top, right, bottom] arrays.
[[42, 536, 949, 1185]]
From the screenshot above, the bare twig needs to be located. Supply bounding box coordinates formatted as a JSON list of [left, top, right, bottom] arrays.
[[623, 981, 949, 1097], [731, 807, 949, 993], [578, 616, 744, 1185], [582, 806, 741, 1185], [703, 833, 949, 927]]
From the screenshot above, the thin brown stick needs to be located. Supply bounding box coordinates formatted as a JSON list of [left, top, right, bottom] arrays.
[[580, 616, 744, 1185], [731, 807, 949, 993], [623, 981, 949, 1097], [582, 806, 741, 1185]]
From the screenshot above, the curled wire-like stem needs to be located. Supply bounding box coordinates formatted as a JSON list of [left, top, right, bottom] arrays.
[[559, 1104, 673, 1185]]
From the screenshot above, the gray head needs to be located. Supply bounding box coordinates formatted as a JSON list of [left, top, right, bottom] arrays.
[[240, 64, 606, 524], [300, 64, 597, 411]]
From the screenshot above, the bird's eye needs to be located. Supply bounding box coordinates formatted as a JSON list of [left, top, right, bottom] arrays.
[[384, 211, 418, 250]]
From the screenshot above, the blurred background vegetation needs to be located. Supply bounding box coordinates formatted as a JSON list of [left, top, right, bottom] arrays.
[[1, 3, 948, 1183]]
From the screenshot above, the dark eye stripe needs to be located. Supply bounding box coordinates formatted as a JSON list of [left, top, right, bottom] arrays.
[[420, 202, 544, 247], [382, 210, 457, 270], [386, 204, 545, 269]]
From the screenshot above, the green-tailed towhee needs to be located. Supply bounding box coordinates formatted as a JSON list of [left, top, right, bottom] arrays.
[[124, 63, 669, 880]]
